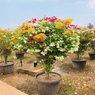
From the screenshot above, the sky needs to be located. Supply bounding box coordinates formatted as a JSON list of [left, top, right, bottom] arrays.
[[0, 0, 95, 29]]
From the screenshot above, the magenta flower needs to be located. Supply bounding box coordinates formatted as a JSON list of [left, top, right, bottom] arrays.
[[28, 18, 37, 23], [70, 24, 75, 27], [49, 16, 57, 22], [32, 18, 37, 23]]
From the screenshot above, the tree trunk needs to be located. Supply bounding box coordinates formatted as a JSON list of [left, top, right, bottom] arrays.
[[4, 55, 8, 64]]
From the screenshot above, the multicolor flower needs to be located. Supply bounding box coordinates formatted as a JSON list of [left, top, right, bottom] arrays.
[[33, 33, 46, 43]]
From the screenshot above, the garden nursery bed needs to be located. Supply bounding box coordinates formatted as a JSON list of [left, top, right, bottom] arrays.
[[0, 53, 95, 95]]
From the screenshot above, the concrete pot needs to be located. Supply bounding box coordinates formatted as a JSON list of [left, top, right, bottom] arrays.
[[36, 72, 62, 95]]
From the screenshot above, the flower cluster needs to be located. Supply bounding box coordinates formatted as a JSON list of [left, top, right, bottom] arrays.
[[13, 16, 80, 74], [0, 29, 14, 56], [74, 26, 95, 59], [24, 16, 80, 61], [13, 22, 35, 53]]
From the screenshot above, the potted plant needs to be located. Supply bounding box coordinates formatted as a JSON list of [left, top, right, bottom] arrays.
[[25, 16, 79, 95], [72, 27, 92, 69], [13, 35, 26, 67], [0, 29, 14, 74], [13, 25, 34, 66], [88, 28, 95, 60]]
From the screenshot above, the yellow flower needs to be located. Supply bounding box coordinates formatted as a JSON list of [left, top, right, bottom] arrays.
[[63, 18, 72, 27], [55, 22, 64, 29], [27, 27, 35, 33], [11, 37, 15, 42], [0, 38, 2, 42], [63, 31, 71, 35], [33, 33, 46, 43], [18, 26, 35, 34], [73, 33, 78, 36], [0, 29, 6, 34]]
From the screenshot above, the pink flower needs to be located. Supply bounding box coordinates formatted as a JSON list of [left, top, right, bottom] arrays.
[[28, 18, 37, 23], [32, 18, 37, 23], [49, 16, 57, 22]]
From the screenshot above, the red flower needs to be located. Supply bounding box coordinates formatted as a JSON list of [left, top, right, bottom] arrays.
[[85, 37, 90, 41], [28, 35, 33, 41], [93, 30, 95, 33]]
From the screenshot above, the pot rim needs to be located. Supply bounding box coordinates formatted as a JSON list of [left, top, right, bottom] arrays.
[[36, 72, 62, 84], [0, 61, 14, 67], [72, 58, 87, 62], [16, 52, 24, 54], [89, 52, 95, 54]]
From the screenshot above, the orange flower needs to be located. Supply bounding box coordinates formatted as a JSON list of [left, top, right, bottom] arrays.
[[33, 33, 46, 43], [63, 18, 72, 27]]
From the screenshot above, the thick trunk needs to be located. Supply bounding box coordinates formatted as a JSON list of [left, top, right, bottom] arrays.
[[45, 72, 50, 79], [4, 55, 8, 64]]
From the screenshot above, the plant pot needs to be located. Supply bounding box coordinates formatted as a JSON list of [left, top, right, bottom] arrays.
[[34, 62, 37, 67], [89, 52, 95, 60], [16, 52, 24, 59], [23, 49, 27, 53], [36, 72, 62, 95], [72, 59, 87, 69], [0, 62, 14, 74]]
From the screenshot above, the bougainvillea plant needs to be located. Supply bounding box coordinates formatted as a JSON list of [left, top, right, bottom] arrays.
[[74, 26, 94, 59], [16, 16, 80, 78], [0, 29, 14, 64]]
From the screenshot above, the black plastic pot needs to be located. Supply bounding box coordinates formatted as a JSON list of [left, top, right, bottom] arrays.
[[36, 72, 62, 95], [34, 62, 37, 67], [72, 59, 87, 69], [23, 49, 27, 53], [89, 52, 95, 60], [0, 62, 14, 74], [16, 52, 24, 59]]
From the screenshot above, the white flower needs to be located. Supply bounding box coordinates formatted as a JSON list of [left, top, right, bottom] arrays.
[[41, 52, 47, 56], [35, 49, 41, 52], [56, 43, 60, 48], [44, 47, 50, 52], [50, 42, 55, 47], [55, 56, 64, 61], [27, 49, 34, 54], [24, 40, 27, 43], [58, 48, 64, 52], [46, 27, 49, 31]]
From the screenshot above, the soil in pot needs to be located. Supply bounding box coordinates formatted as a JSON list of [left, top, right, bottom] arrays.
[[89, 52, 95, 60], [72, 59, 87, 69], [36, 72, 62, 95], [0, 61, 14, 74]]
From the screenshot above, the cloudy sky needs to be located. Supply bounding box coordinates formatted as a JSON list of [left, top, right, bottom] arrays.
[[0, 0, 95, 29]]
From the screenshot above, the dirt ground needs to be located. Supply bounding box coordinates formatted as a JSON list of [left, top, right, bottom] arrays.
[[0, 52, 95, 95]]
